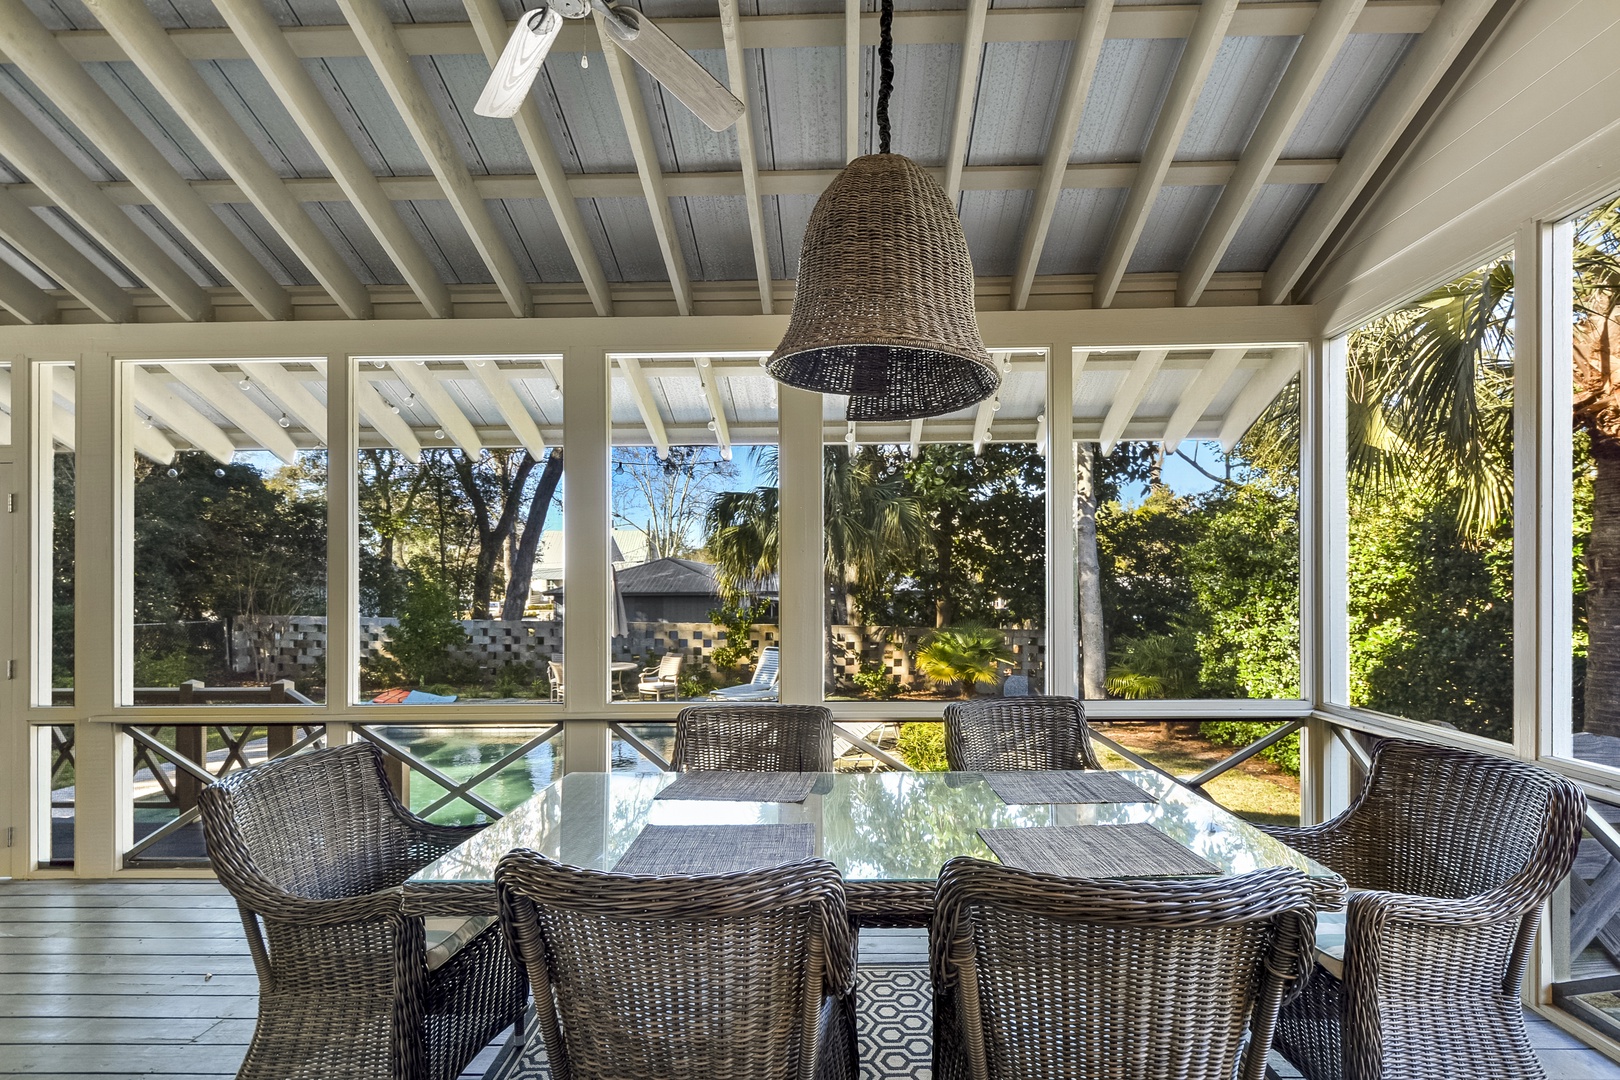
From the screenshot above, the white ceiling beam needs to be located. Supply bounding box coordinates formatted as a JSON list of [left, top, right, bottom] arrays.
[[694, 356, 732, 460], [942, 0, 990, 203], [464, 359, 545, 458], [463, 0, 613, 318], [0, 93, 209, 323], [336, 0, 531, 318], [0, 367, 92, 453], [1098, 348, 1167, 454], [845, 0, 862, 163], [355, 375, 422, 463], [0, 260, 55, 326], [0, 191, 130, 323], [971, 395, 996, 456], [718, 0, 773, 315], [1010, 0, 1113, 311], [130, 368, 238, 464], [908, 417, 923, 458], [595, 10, 695, 318], [1092, 0, 1239, 310], [1262, 0, 1497, 305], [1217, 350, 1301, 449], [1159, 346, 1246, 449], [240, 363, 328, 445], [215, 0, 452, 320], [17, 5, 1439, 64], [162, 363, 301, 465], [1034, 410, 1047, 454], [618, 356, 671, 459], [86, 0, 371, 322], [387, 361, 482, 457], [0, 6, 290, 321], [0, 158, 1343, 207], [1178, 0, 1365, 307]]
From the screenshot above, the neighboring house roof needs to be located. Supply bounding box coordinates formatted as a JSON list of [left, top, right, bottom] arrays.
[[616, 557, 722, 597], [545, 556, 779, 598]]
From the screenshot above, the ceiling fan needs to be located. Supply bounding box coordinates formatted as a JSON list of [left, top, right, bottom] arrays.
[[475, 0, 745, 133]]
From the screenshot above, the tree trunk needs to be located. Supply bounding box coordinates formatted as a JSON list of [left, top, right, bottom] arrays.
[[1076, 442, 1107, 698], [935, 525, 955, 628], [455, 452, 536, 619], [1587, 434, 1620, 735], [502, 449, 564, 618]]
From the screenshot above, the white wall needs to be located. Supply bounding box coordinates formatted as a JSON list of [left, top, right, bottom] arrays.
[[1307, 0, 1620, 332]]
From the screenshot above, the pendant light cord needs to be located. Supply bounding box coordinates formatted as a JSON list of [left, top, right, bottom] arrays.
[[877, 0, 894, 154]]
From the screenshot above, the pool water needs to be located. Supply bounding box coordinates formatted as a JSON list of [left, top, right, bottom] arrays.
[[379, 724, 674, 826]]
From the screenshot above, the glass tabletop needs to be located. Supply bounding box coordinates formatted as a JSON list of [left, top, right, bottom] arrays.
[[409, 769, 1341, 891]]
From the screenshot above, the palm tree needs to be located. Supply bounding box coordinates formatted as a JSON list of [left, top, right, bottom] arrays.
[[1342, 194, 1620, 734], [701, 443, 926, 687]]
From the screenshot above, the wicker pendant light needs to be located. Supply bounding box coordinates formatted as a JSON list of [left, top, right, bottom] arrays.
[[766, 0, 997, 422]]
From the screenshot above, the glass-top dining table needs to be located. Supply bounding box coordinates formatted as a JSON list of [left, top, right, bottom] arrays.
[[407, 769, 1348, 931]]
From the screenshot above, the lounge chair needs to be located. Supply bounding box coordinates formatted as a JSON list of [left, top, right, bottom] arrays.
[[708, 645, 780, 701], [638, 654, 683, 700]]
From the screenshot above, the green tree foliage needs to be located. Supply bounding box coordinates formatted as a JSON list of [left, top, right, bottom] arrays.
[[1347, 486, 1513, 739]]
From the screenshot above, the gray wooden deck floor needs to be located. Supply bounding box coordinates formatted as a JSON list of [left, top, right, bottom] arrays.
[[2, 879, 1618, 1080]]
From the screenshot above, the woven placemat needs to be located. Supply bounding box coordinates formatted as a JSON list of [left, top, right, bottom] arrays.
[[654, 770, 820, 803], [612, 823, 815, 876], [981, 770, 1158, 805], [978, 823, 1219, 879]]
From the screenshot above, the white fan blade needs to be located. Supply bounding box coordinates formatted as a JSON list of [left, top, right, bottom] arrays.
[[475, 7, 563, 119], [598, 7, 745, 133]]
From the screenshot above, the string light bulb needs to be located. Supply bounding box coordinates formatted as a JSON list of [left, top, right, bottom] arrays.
[[434, 428, 446, 439], [237, 375, 252, 390], [277, 414, 291, 428]]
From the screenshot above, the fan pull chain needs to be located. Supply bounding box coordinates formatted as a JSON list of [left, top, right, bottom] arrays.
[[877, 0, 894, 155]]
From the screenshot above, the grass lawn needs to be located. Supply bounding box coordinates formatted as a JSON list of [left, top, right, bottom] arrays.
[[1091, 721, 1300, 826]]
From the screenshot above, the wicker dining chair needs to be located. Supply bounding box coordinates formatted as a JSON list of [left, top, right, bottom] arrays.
[[198, 742, 527, 1080], [930, 860, 1318, 1080], [496, 849, 859, 1080], [943, 695, 1101, 771], [1260, 738, 1585, 1080], [671, 703, 835, 771]]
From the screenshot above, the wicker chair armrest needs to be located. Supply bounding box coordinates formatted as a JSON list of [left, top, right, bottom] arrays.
[[245, 882, 406, 927], [1346, 882, 1533, 932], [1256, 819, 1354, 865], [403, 880, 498, 918]]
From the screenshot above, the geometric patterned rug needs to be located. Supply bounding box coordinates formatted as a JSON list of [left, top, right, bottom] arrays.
[[487, 966, 933, 1080]]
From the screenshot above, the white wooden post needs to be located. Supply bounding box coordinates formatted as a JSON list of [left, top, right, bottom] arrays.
[[1045, 344, 1078, 700], [1303, 334, 1352, 824], [561, 346, 610, 771], [778, 384, 823, 705], [72, 353, 133, 874], [1516, 219, 1574, 762], [327, 354, 359, 715]]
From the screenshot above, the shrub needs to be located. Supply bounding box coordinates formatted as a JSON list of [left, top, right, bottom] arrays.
[[678, 671, 715, 700], [492, 660, 534, 699], [851, 661, 901, 700], [1198, 720, 1301, 776], [708, 599, 767, 671], [896, 722, 947, 771], [916, 624, 1014, 697], [388, 573, 469, 687]]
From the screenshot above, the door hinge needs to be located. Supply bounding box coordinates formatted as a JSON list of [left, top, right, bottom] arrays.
[[4, 827, 13, 848], [5, 660, 14, 680], [6, 493, 13, 512]]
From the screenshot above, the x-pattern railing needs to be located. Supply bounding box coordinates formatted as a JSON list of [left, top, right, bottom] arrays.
[[354, 723, 564, 820], [121, 722, 326, 863], [1088, 718, 1308, 802]]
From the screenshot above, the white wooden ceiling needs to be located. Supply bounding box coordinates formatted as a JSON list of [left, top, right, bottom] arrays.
[[0, 0, 1494, 325]]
